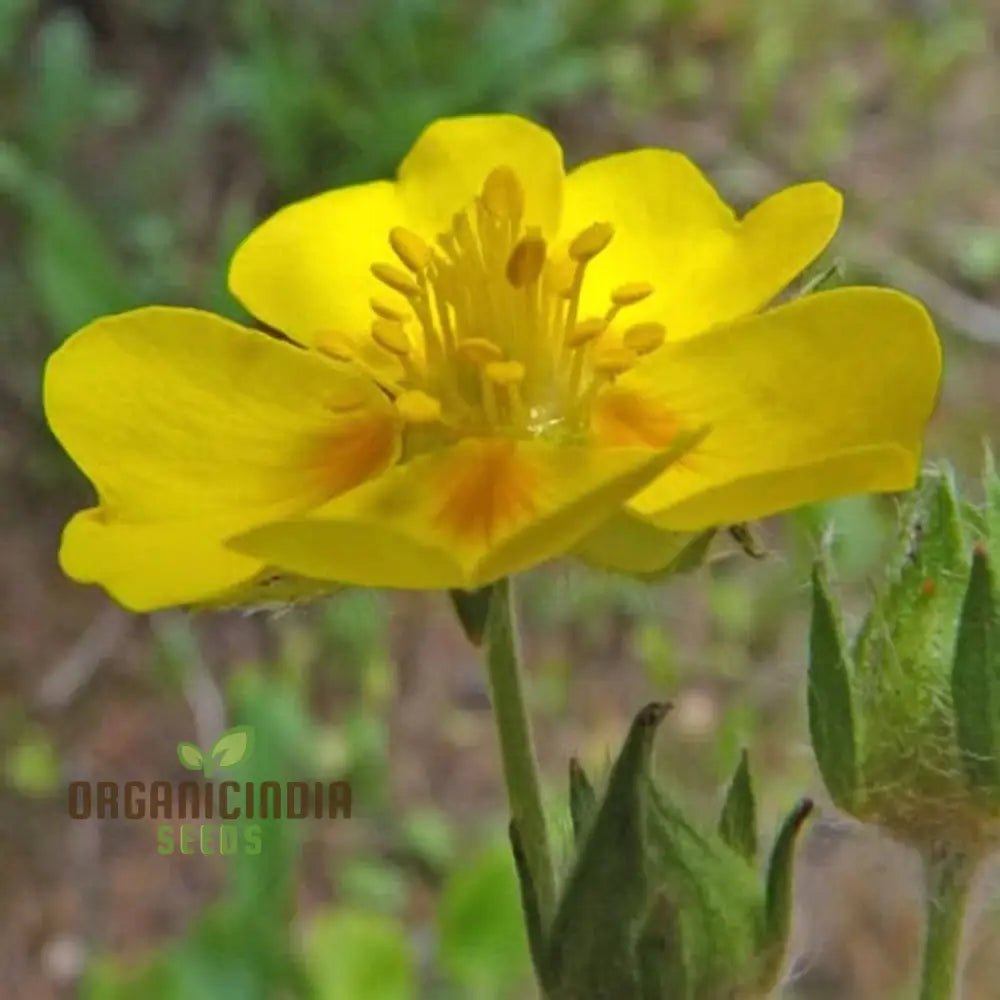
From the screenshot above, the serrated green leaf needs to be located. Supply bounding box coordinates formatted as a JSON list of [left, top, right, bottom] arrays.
[[449, 585, 494, 646], [568, 757, 597, 844], [211, 725, 254, 769], [717, 750, 757, 862], [177, 742, 204, 771], [952, 547, 1000, 792], [760, 799, 813, 989], [808, 563, 858, 810]]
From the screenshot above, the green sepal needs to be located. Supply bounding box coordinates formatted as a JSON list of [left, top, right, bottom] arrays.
[[897, 469, 967, 584], [644, 781, 763, 997], [728, 523, 766, 559], [546, 702, 670, 1000], [951, 546, 1000, 794], [664, 529, 717, 575], [808, 562, 858, 811], [798, 257, 845, 295], [636, 893, 689, 1000], [717, 749, 757, 863], [632, 530, 717, 582], [449, 585, 495, 646], [508, 819, 554, 994], [759, 798, 814, 989], [569, 757, 597, 845]]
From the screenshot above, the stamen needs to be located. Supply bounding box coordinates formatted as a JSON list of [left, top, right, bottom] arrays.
[[544, 257, 577, 297], [315, 330, 355, 362], [569, 222, 614, 262], [565, 317, 607, 349], [371, 320, 411, 357], [367, 165, 654, 443], [457, 338, 503, 366], [372, 262, 421, 298], [389, 227, 432, 273], [622, 322, 666, 356], [484, 360, 526, 386], [591, 346, 637, 377], [506, 233, 547, 288], [395, 390, 442, 424], [611, 282, 654, 305], [370, 297, 409, 322], [485, 360, 526, 425], [606, 281, 654, 322], [481, 166, 524, 221]]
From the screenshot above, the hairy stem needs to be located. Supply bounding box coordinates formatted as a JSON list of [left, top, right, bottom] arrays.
[[918, 847, 976, 1000], [483, 578, 556, 926]]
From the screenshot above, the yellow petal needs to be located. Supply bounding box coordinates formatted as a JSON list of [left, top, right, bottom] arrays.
[[230, 435, 699, 589], [228, 179, 407, 367], [45, 306, 398, 523], [561, 149, 842, 338], [60, 510, 265, 612], [603, 287, 940, 529], [397, 114, 564, 240], [573, 509, 714, 577], [45, 307, 400, 608]]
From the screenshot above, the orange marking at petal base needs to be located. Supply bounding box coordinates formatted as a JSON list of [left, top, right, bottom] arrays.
[[591, 386, 678, 449], [433, 440, 539, 544], [314, 413, 399, 498]]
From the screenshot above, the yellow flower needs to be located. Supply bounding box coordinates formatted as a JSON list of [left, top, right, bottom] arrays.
[[44, 115, 941, 611]]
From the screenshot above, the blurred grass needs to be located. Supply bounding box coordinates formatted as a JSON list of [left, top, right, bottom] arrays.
[[2, 0, 999, 998]]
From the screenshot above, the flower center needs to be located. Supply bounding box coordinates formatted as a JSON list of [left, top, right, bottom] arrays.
[[349, 166, 662, 445]]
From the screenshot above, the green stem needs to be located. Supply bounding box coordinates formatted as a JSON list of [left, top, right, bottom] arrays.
[[918, 847, 976, 1000], [483, 578, 556, 926]]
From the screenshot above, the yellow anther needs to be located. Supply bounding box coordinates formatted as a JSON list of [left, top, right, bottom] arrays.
[[395, 390, 442, 424], [315, 330, 355, 362], [370, 297, 409, 321], [371, 262, 420, 298], [389, 227, 432, 272], [481, 166, 524, 220], [569, 222, 614, 262], [457, 338, 503, 365], [484, 360, 526, 386], [622, 321, 666, 355], [506, 233, 547, 287], [371, 320, 411, 357], [611, 282, 654, 306], [591, 346, 637, 376], [565, 317, 607, 348]]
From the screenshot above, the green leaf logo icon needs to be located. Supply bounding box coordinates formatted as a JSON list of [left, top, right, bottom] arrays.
[[176, 726, 253, 777], [177, 742, 205, 772], [211, 725, 254, 771]]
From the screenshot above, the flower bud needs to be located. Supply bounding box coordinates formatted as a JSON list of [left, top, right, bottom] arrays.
[[510, 705, 813, 999], [809, 458, 1000, 854]]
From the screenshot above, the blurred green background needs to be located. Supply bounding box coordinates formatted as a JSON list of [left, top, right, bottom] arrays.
[[2, 1, 999, 998]]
